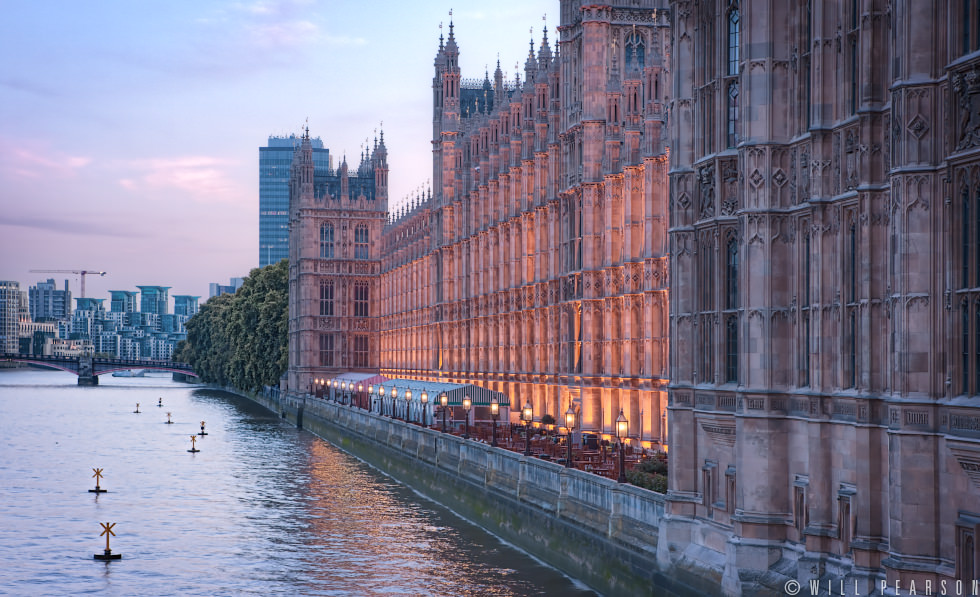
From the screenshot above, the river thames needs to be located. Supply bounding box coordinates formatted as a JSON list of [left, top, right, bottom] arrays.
[[0, 368, 596, 596]]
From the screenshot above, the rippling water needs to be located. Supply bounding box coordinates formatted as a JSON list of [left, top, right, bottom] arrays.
[[0, 369, 596, 596]]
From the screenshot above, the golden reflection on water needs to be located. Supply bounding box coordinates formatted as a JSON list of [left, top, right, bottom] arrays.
[[299, 440, 535, 596]]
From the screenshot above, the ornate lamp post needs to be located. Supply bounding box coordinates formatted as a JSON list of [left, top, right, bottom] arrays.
[[406, 390, 413, 422], [490, 399, 500, 447], [521, 400, 533, 456], [391, 387, 398, 418], [332, 379, 339, 402], [357, 383, 363, 409], [616, 409, 629, 483], [368, 385, 375, 413], [439, 392, 448, 432], [462, 396, 472, 439], [565, 405, 576, 468], [420, 391, 429, 427], [379, 385, 386, 415]]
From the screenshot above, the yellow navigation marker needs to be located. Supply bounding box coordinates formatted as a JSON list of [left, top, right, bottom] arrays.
[[89, 467, 107, 493], [93, 522, 121, 560], [166, 412, 173, 424], [188, 435, 199, 453]]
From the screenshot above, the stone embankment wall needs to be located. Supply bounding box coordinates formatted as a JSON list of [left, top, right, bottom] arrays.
[[237, 389, 715, 596]]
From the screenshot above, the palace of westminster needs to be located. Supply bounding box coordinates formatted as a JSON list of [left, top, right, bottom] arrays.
[[283, 0, 980, 593]]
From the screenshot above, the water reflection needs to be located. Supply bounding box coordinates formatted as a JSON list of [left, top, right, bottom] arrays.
[[0, 370, 595, 596]]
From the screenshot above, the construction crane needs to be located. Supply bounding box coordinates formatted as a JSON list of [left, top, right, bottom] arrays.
[[29, 269, 106, 298]]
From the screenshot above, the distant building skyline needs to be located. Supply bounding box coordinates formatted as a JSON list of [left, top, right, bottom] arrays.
[[0, 281, 21, 353], [28, 278, 72, 321], [209, 277, 245, 298]]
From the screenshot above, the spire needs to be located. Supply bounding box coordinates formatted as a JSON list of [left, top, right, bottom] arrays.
[[494, 57, 505, 106], [445, 9, 457, 54], [538, 25, 552, 68], [524, 28, 537, 82]]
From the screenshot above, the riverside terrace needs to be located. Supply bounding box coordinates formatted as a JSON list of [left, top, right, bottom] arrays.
[[307, 375, 663, 485]]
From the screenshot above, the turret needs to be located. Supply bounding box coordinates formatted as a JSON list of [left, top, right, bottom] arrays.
[[524, 35, 537, 84], [493, 59, 505, 108], [374, 129, 389, 210], [339, 154, 349, 200]]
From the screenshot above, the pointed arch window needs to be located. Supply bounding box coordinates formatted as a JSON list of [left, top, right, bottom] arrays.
[[355, 224, 369, 259], [727, 81, 740, 148], [725, 315, 739, 383], [800, 230, 811, 387], [319, 222, 334, 259], [726, 236, 739, 309], [727, 2, 740, 76], [319, 279, 334, 316], [845, 221, 858, 388], [625, 30, 645, 71]]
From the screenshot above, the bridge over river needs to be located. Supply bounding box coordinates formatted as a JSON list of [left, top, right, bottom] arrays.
[[0, 353, 198, 385]]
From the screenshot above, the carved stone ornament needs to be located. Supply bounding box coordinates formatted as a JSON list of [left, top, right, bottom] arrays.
[[953, 68, 980, 151], [698, 164, 715, 219]]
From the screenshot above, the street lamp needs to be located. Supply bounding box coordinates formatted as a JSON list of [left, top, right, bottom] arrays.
[[521, 400, 533, 456], [565, 405, 576, 468], [369, 385, 375, 413], [439, 393, 448, 432], [391, 387, 398, 418], [420, 391, 429, 427], [357, 383, 363, 409], [379, 385, 386, 415], [462, 396, 472, 439], [490, 399, 500, 447], [406, 390, 413, 422], [616, 409, 629, 483], [333, 379, 339, 402]]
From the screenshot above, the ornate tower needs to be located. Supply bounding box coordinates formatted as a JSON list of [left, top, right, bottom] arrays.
[[287, 126, 388, 392]]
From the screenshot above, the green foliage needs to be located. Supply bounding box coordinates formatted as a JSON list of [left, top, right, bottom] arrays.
[[626, 470, 668, 493], [540, 414, 556, 426], [177, 260, 288, 392], [626, 451, 668, 493]]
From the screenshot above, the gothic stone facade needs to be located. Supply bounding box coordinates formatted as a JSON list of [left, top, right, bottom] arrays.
[[287, 131, 388, 390], [666, 0, 980, 593], [378, 2, 671, 444]]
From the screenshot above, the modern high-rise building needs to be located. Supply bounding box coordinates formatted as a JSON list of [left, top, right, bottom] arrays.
[[109, 290, 138, 313], [29, 278, 71, 321], [173, 295, 200, 317], [0, 281, 21, 353], [260, 134, 331, 267], [137, 286, 170, 316], [208, 277, 245, 298]]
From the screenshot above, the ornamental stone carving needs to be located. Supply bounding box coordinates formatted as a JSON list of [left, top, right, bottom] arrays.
[[953, 67, 980, 151]]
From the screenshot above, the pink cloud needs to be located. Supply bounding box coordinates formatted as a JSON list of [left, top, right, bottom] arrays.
[[119, 156, 245, 203], [0, 144, 92, 180]]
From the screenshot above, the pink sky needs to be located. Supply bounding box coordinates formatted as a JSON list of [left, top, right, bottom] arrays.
[[0, 0, 554, 302]]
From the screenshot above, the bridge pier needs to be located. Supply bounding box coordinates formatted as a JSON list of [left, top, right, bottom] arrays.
[[78, 356, 99, 386]]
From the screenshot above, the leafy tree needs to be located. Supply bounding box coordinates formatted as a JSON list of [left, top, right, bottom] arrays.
[[625, 451, 668, 493], [177, 260, 288, 391]]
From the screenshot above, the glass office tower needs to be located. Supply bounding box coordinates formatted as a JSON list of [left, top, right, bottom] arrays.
[[259, 135, 330, 267]]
